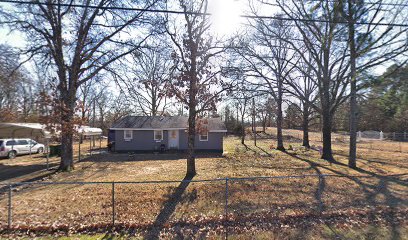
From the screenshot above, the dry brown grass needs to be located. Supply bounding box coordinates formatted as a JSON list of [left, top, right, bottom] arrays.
[[0, 131, 407, 238]]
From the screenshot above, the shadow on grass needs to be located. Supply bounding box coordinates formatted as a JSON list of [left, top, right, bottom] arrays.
[[80, 152, 224, 163], [332, 150, 408, 171], [283, 151, 407, 240], [242, 143, 274, 156], [0, 163, 58, 182], [144, 174, 194, 240]]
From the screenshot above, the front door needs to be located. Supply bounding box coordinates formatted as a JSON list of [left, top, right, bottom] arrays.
[[168, 130, 179, 149]]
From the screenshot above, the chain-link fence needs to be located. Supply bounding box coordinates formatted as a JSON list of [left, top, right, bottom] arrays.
[[274, 129, 408, 153], [0, 174, 405, 237]]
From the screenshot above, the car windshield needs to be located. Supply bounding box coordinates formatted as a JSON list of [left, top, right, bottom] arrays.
[[0, 141, 3, 146]]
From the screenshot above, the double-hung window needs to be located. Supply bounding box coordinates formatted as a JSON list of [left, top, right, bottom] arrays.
[[124, 130, 133, 141], [199, 132, 208, 141], [154, 130, 163, 141]]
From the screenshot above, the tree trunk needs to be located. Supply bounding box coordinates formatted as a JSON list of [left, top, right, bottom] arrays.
[[302, 102, 310, 148], [348, 0, 357, 169], [58, 76, 77, 171], [252, 98, 257, 146], [241, 116, 245, 145], [276, 96, 285, 151], [92, 98, 96, 147], [262, 118, 266, 133], [60, 129, 74, 171], [321, 42, 334, 161], [321, 108, 334, 161], [59, 100, 75, 171], [187, 105, 196, 177]]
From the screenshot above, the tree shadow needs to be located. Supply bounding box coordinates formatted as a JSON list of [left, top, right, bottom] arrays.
[[332, 151, 408, 171], [241, 143, 275, 157], [144, 174, 194, 240], [0, 163, 58, 182], [283, 151, 407, 239], [241, 143, 258, 155], [80, 152, 223, 163]]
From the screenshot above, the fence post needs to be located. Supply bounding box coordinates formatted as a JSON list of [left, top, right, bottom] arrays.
[[393, 132, 396, 140], [8, 184, 12, 229], [112, 182, 115, 227], [89, 138, 92, 156], [317, 175, 322, 213], [78, 135, 81, 162], [46, 138, 50, 170], [225, 178, 229, 240], [404, 132, 407, 141]]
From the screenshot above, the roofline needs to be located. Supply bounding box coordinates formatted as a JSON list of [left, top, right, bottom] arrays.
[[110, 128, 186, 131], [110, 128, 227, 132]]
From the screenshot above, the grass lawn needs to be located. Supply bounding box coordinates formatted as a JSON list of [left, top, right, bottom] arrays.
[[0, 129, 407, 239]]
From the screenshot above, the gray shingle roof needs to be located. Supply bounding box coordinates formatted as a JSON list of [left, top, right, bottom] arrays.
[[111, 116, 226, 131]]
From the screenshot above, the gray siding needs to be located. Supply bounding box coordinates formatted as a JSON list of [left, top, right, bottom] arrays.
[[179, 130, 224, 151], [114, 130, 168, 151], [114, 129, 224, 151]]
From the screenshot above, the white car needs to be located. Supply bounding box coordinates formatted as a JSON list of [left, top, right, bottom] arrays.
[[0, 139, 45, 159]]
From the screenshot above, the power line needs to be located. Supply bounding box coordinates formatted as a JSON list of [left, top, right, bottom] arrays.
[[0, 0, 210, 15], [267, 0, 408, 7], [1, 0, 408, 27], [301, 0, 408, 8], [241, 14, 408, 27]]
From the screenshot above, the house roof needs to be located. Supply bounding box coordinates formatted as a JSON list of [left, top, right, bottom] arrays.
[[111, 116, 227, 131]]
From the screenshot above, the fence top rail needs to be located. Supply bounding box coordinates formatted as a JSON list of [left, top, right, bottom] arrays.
[[0, 173, 398, 187]]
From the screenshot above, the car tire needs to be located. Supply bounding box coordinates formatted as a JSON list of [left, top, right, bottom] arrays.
[[8, 151, 17, 159], [37, 147, 44, 154]]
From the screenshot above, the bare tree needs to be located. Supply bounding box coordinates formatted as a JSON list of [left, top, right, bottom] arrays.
[[165, 0, 232, 176], [274, 0, 407, 161], [2, 1, 158, 170], [230, 83, 253, 145], [274, 0, 351, 161], [0, 44, 34, 121], [340, 0, 408, 168], [234, 16, 297, 151], [285, 55, 318, 148], [116, 46, 172, 116]]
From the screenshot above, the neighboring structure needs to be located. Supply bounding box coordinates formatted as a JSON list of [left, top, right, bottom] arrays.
[[109, 116, 227, 152]]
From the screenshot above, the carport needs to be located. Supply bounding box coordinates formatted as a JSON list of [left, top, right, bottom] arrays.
[[0, 123, 103, 167], [0, 123, 52, 169], [76, 125, 103, 161]]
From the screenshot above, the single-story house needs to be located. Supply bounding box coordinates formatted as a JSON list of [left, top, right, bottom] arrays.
[[109, 116, 227, 152]]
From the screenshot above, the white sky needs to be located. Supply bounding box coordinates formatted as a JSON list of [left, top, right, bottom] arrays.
[[0, 1, 395, 90], [208, 0, 247, 36]]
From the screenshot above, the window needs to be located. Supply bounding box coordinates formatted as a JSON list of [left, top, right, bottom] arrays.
[[154, 130, 163, 141], [199, 132, 208, 141], [17, 140, 29, 145], [124, 130, 133, 141], [6, 140, 17, 146], [170, 130, 177, 139]]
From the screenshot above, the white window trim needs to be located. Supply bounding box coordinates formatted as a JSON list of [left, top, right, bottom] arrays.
[[154, 130, 163, 142], [199, 132, 209, 141], [124, 130, 133, 141]]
